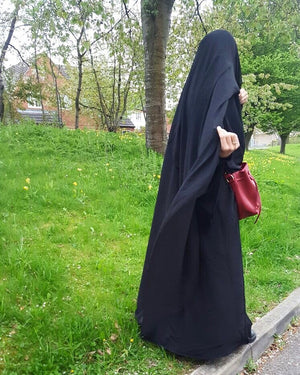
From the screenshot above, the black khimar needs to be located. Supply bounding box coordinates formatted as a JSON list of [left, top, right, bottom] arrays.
[[135, 30, 252, 360]]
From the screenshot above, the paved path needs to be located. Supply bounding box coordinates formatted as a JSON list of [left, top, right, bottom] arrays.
[[255, 325, 300, 375], [190, 288, 300, 375]]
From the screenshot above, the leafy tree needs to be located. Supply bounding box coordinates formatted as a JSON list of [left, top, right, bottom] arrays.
[[85, 2, 143, 132], [22, 1, 64, 126], [51, 0, 106, 129], [245, 52, 299, 153], [208, 0, 299, 153], [242, 73, 295, 151], [0, 0, 22, 122]]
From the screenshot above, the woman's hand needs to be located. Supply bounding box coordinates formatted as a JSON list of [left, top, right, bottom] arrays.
[[217, 126, 240, 158], [239, 88, 248, 105]]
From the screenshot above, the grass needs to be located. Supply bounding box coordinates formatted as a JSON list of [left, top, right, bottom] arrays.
[[0, 123, 299, 374]]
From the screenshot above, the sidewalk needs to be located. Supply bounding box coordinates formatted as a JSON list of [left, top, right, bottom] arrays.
[[255, 323, 300, 375], [189, 287, 300, 375]]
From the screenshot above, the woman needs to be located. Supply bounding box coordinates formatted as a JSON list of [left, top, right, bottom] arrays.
[[135, 30, 255, 360]]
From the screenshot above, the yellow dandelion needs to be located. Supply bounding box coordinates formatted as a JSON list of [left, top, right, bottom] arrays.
[[25, 177, 31, 184], [130, 338, 134, 343], [23, 186, 29, 191], [153, 174, 156, 177], [148, 184, 152, 190], [106, 163, 110, 166], [73, 182, 78, 186], [157, 175, 161, 179], [77, 168, 82, 172]]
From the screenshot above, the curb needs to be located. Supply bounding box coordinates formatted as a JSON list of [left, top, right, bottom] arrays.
[[189, 287, 300, 375]]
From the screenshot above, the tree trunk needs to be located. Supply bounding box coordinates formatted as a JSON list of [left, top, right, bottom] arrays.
[[244, 129, 254, 151], [0, 10, 19, 122], [33, 44, 45, 121], [141, 0, 175, 154], [74, 24, 86, 130], [75, 52, 84, 130], [49, 54, 63, 127], [89, 48, 110, 129], [279, 134, 289, 154]]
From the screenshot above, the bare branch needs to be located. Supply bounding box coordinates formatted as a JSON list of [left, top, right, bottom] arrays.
[[79, 101, 101, 111], [195, 0, 208, 35], [122, 0, 130, 19], [7, 44, 29, 66]]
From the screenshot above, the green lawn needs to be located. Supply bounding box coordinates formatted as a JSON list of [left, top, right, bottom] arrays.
[[0, 123, 299, 374]]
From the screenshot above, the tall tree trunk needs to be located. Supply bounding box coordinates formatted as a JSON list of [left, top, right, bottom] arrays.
[[74, 24, 85, 130], [279, 134, 289, 154], [89, 49, 110, 129], [33, 44, 45, 121], [75, 53, 83, 130], [141, 0, 175, 154], [49, 54, 63, 127], [244, 129, 254, 151], [0, 9, 19, 122]]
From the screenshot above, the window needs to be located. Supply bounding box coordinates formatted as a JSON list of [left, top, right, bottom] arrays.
[[27, 96, 42, 109]]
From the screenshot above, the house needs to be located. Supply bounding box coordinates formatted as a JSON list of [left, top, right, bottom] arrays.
[[249, 128, 280, 149], [128, 109, 145, 130], [119, 117, 135, 132], [5, 56, 98, 129]]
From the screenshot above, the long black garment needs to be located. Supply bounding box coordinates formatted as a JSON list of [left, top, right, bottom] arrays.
[[136, 30, 252, 360]]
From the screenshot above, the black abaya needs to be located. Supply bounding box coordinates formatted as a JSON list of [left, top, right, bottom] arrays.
[[135, 30, 252, 360]]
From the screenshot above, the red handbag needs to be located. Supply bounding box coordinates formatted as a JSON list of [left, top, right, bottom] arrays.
[[224, 162, 261, 223]]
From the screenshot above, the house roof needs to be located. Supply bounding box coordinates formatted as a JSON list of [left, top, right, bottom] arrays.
[[17, 109, 59, 124], [5, 61, 29, 83], [119, 118, 135, 128], [5, 56, 69, 83]]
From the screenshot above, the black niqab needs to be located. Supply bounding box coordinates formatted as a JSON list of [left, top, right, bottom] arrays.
[[136, 30, 252, 360]]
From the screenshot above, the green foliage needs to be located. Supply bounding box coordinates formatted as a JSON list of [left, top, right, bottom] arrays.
[[242, 73, 295, 136], [166, 0, 299, 141], [78, 2, 143, 131], [0, 123, 299, 373], [244, 358, 257, 373], [246, 52, 300, 137], [210, 0, 299, 136]]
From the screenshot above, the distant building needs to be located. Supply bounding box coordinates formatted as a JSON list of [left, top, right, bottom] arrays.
[[249, 128, 280, 149], [128, 110, 145, 130], [119, 117, 135, 132], [5, 56, 98, 129]]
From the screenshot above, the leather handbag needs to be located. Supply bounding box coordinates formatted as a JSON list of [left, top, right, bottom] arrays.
[[224, 162, 261, 223]]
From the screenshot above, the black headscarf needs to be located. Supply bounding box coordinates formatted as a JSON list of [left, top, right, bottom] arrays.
[[136, 30, 248, 357]]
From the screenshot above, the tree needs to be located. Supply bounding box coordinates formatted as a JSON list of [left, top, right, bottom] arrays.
[[23, 0, 62, 125], [141, 0, 175, 154], [83, 2, 143, 132], [0, 1, 21, 122], [208, 0, 299, 153], [242, 73, 294, 151], [56, 1, 143, 132], [246, 53, 299, 153]]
